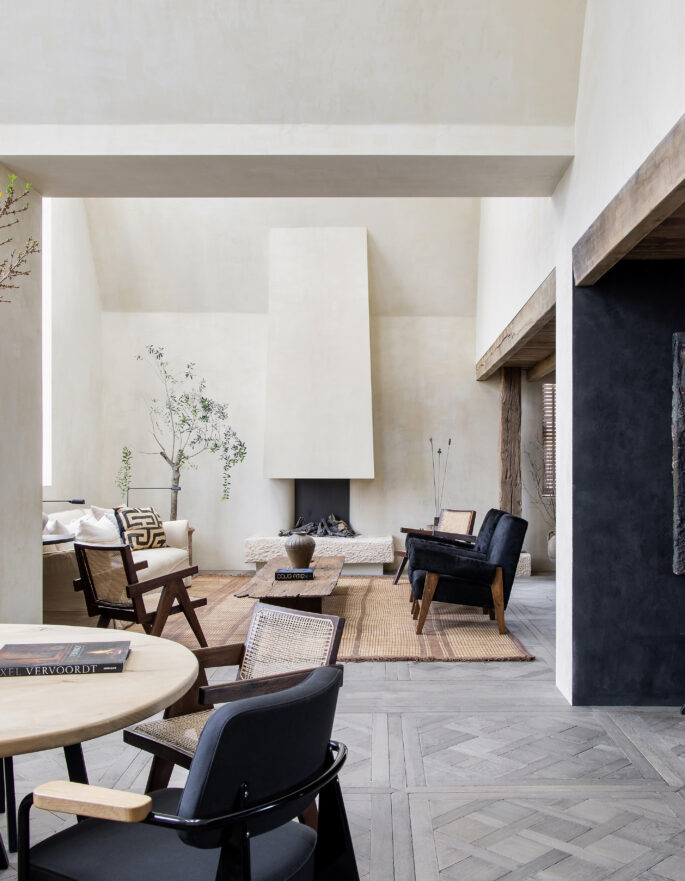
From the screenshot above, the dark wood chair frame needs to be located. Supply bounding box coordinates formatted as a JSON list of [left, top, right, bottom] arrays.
[[73, 542, 207, 646], [125, 604, 345, 794], [394, 508, 477, 585]]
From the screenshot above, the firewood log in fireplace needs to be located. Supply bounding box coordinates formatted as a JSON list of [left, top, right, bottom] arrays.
[[279, 514, 358, 537]]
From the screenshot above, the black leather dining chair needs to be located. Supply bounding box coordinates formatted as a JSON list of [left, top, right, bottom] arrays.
[[18, 666, 358, 881]]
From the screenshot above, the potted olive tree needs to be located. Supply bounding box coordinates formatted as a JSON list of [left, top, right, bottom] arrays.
[[117, 345, 246, 519]]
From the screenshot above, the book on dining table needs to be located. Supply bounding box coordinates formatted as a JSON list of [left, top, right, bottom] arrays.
[[0, 641, 131, 676]]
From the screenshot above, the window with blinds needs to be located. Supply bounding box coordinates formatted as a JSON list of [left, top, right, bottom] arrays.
[[542, 383, 556, 496]]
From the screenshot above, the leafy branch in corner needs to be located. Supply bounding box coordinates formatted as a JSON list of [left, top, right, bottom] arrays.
[[0, 173, 40, 302]]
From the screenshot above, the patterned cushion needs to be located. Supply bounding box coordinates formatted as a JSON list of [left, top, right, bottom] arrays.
[[115, 506, 167, 551]]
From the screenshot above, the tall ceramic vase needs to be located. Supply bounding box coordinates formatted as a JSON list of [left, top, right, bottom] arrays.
[[285, 533, 316, 569]]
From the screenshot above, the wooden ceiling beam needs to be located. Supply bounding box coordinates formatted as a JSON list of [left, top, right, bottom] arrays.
[[476, 269, 556, 381], [572, 113, 685, 286], [527, 353, 556, 382]]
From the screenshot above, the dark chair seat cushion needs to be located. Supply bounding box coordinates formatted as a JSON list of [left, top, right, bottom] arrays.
[[410, 569, 495, 608], [406, 538, 496, 585], [28, 789, 316, 881]]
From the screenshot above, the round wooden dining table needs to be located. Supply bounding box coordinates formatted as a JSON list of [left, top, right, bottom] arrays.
[[0, 623, 198, 867]]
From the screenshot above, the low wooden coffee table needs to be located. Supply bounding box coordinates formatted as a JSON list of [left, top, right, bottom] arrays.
[[236, 556, 344, 613]]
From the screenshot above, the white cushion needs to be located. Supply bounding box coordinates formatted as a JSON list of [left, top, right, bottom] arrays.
[[74, 514, 122, 546], [43, 518, 73, 536], [131, 546, 190, 582], [162, 519, 189, 550], [91, 505, 119, 530]]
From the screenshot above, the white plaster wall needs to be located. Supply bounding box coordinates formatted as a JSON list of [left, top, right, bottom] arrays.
[[0, 1, 585, 126], [85, 198, 479, 318], [475, 0, 685, 701], [353, 317, 499, 546], [45, 200, 103, 506], [476, 198, 555, 360], [0, 164, 42, 622]]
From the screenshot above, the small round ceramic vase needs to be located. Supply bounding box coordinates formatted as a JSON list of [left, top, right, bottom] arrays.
[[284, 533, 316, 569]]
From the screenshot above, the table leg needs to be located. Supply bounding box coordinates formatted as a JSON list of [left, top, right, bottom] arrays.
[[0, 829, 7, 870], [4, 758, 16, 852], [63, 744, 88, 824], [63, 744, 88, 785], [264, 596, 323, 613]]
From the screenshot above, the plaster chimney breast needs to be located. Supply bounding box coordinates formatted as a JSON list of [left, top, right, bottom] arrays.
[[264, 227, 374, 479]]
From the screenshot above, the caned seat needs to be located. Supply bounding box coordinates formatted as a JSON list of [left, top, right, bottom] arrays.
[[73, 543, 207, 646], [125, 602, 344, 792]]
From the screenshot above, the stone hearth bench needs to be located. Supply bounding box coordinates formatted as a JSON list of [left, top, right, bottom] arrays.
[[244, 536, 395, 576]]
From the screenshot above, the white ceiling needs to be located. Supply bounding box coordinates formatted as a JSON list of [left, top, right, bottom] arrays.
[[5, 0, 586, 126]]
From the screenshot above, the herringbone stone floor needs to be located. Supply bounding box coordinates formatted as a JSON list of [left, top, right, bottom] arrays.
[[3, 575, 685, 880]]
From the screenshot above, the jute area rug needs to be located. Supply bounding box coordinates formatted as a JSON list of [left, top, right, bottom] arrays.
[[162, 575, 534, 662]]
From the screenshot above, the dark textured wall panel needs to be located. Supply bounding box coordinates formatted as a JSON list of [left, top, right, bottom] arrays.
[[573, 260, 685, 705]]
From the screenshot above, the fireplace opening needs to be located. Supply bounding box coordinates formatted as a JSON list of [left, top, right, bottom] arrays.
[[279, 479, 357, 536]]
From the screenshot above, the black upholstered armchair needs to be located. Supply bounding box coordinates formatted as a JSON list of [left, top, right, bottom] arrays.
[[18, 667, 359, 881], [406, 511, 527, 635]]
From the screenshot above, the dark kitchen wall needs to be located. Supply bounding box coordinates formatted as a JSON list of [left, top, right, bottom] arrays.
[[573, 259, 685, 704]]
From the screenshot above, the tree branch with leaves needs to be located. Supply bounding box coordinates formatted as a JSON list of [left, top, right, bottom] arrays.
[[131, 345, 247, 519], [0, 173, 40, 302]]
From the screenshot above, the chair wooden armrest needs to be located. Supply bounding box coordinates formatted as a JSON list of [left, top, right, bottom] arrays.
[[33, 781, 151, 823], [127, 566, 199, 596], [193, 643, 245, 668], [400, 526, 433, 535], [199, 664, 344, 706]]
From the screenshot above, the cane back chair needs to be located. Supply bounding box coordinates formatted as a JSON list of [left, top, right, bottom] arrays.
[[125, 602, 345, 792]]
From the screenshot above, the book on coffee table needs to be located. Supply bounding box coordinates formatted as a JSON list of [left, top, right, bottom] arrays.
[[0, 641, 131, 677], [274, 568, 314, 581]]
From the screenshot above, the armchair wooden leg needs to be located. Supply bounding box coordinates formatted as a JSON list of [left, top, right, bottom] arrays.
[[393, 554, 408, 586], [174, 582, 208, 647], [411, 599, 419, 618], [416, 572, 438, 635], [488, 608, 495, 620], [490, 568, 506, 634], [150, 585, 175, 638]]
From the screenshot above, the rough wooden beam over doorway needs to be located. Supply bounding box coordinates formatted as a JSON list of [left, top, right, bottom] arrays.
[[499, 367, 522, 517], [527, 352, 556, 382], [476, 270, 556, 381], [573, 113, 685, 286]]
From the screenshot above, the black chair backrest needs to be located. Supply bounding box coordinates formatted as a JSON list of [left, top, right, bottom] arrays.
[[485, 513, 528, 602], [178, 665, 343, 847], [473, 509, 506, 555]]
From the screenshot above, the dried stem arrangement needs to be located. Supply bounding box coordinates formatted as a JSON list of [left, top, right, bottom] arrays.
[[429, 437, 452, 519]]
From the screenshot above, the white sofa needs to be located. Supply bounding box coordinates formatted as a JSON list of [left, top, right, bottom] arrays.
[[42, 508, 194, 620]]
